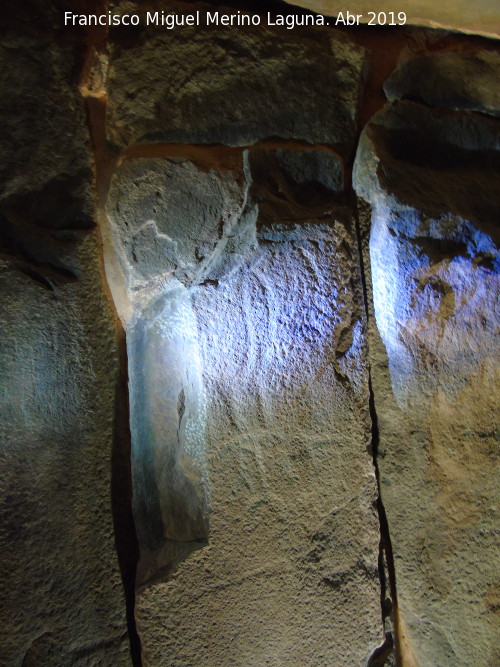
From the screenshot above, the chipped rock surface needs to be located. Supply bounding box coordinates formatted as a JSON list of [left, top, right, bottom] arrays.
[[6, 2, 500, 663], [107, 156, 257, 576], [107, 149, 385, 664], [354, 101, 500, 666], [106, 3, 367, 155], [106, 157, 256, 296], [384, 50, 500, 117]]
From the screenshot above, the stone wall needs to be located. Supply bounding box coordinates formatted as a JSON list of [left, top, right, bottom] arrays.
[[1, 1, 499, 666]]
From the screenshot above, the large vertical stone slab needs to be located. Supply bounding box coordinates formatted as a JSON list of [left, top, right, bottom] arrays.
[[354, 100, 500, 666], [106, 156, 257, 582], [129, 288, 209, 551], [107, 149, 385, 665], [0, 12, 129, 664], [0, 233, 131, 666], [105, 3, 368, 155]]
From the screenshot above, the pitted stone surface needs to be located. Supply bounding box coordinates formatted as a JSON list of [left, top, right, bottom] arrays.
[[107, 156, 256, 296], [354, 101, 500, 666], [107, 156, 258, 582], [106, 5, 367, 154], [0, 10, 129, 663], [0, 233, 130, 666], [132, 150, 384, 665], [128, 288, 209, 559]]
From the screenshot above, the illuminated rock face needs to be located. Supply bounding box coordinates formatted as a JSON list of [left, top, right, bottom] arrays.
[[107, 157, 257, 576], [3, 4, 500, 665], [354, 101, 500, 666], [107, 148, 385, 664], [138, 220, 382, 666], [106, 158, 256, 293]]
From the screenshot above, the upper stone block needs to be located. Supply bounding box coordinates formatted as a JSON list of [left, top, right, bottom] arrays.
[[105, 7, 367, 155], [384, 50, 500, 117], [0, 6, 94, 229]]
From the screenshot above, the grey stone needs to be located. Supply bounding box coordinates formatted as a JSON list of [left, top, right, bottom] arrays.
[[0, 13, 130, 663], [0, 233, 130, 666], [107, 148, 385, 664], [384, 50, 500, 117], [106, 155, 259, 584], [128, 288, 209, 553], [248, 147, 348, 232], [106, 8, 368, 154], [354, 101, 500, 666], [0, 31, 95, 229], [275, 147, 344, 194], [136, 218, 384, 665], [354, 101, 500, 248], [106, 156, 257, 295]]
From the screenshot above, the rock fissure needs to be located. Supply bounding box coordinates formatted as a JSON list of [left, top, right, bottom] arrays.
[[352, 197, 399, 666], [368, 392, 399, 665]]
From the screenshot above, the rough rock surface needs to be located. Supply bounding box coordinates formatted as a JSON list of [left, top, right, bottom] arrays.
[[107, 156, 257, 575], [106, 157, 256, 295], [354, 101, 500, 666], [0, 13, 129, 665], [0, 232, 130, 666], [107, 150, 385, 664], [0, 13, 94, 229], [384, 50, 500, 117], [106, 4, 367, 155]]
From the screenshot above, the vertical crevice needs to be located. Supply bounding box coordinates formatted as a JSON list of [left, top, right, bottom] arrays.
[[352, 198, 400, 666], [111, 325, 143, 667], [367, 382, 399, 666]]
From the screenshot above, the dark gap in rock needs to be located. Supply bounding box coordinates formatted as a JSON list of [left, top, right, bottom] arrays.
[[367, 631, 395, 667], [111, 326, 143, 667], [0, 213, 81, 288], [12, 264, 58, 295], [352, 199, 399, 666]]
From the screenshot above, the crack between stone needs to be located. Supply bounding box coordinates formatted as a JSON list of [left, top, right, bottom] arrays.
[[99, 171, 143, 667], [366, 376, 398, 667], [352, 200, 400, 666]]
